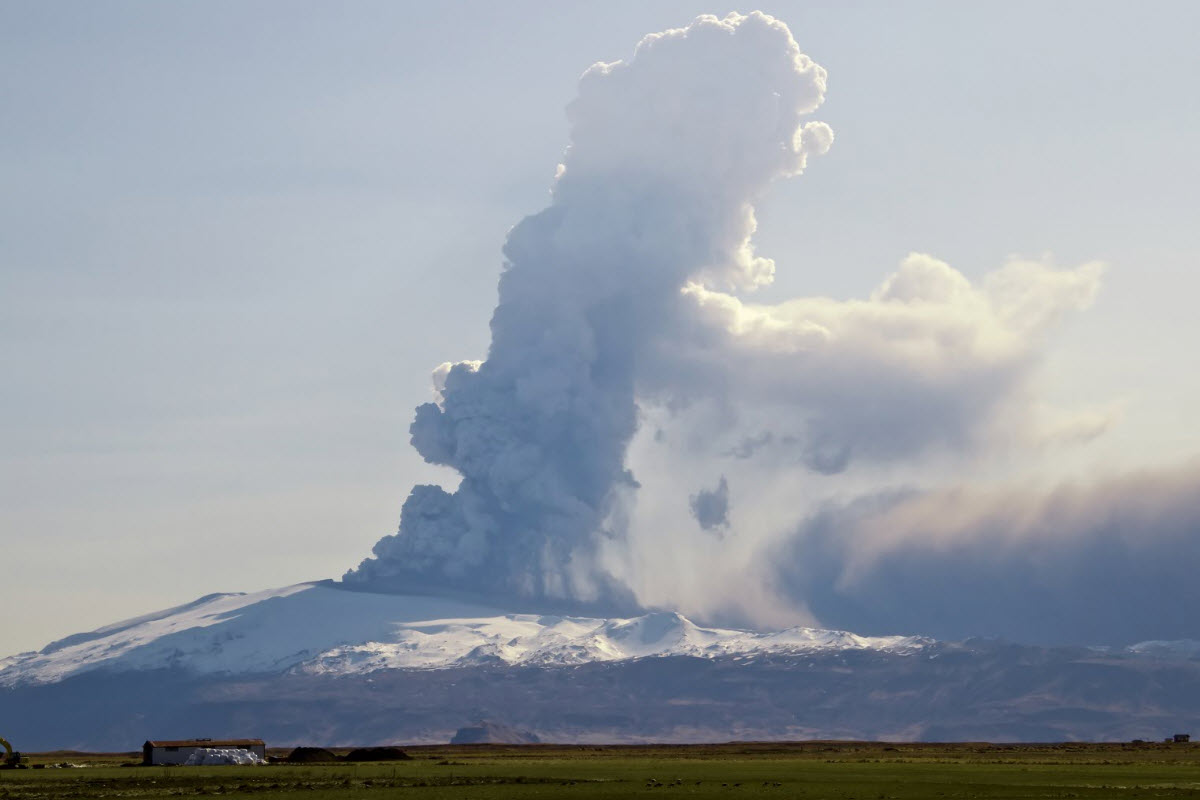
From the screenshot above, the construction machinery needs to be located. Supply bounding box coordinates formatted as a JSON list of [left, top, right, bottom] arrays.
[[0, 737, 29, 768]]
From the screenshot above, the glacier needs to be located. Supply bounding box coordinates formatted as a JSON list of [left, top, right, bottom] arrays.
[[0, 581, 929, 687]]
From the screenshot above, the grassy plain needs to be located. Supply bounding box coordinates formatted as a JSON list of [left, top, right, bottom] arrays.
[[3, 742, 1200, 799]]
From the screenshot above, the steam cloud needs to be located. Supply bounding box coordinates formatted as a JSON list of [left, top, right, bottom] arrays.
[[341, 11, 1192, 645]]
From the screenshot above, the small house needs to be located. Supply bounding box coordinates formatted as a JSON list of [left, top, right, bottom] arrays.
[[142, 739, 266, 766], [1175, 734, 1191, 744]]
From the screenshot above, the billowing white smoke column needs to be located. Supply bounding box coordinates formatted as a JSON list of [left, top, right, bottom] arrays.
[[345, 12, 832, 607], [346, 11, 1106, 621]]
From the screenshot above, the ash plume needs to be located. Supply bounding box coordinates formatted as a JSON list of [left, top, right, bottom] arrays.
[[344, 11, 832, 607], [769, 461, 1200, 645], [346, 11, 1110, 624]]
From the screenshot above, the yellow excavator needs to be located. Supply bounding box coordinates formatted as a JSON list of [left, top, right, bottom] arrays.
[[0, 737, 29, 769]]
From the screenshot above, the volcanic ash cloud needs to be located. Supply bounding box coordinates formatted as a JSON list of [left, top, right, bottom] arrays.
[[344, 12, 832, 607], [345, 11, 1103, 620]]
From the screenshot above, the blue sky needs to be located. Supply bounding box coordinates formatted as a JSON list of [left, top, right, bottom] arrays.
[[2, 2, 1198, 654]]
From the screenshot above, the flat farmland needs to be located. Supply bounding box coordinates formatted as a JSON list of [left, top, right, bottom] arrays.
[[3, 742, 1200, 799]]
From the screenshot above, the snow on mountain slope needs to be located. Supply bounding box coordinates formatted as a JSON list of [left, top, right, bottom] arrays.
[[0, 582, 930, 687], [298, 610, 929, 675]]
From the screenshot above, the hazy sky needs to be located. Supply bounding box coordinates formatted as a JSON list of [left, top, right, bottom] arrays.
[[3, 1, 1198, 655]]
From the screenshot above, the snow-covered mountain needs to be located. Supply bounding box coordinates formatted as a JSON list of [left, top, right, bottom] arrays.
[[0, 581, 926, 687], [5, 582, 1200, 750]]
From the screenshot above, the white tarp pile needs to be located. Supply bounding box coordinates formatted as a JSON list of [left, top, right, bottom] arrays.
[[182, 748, 265, 766]]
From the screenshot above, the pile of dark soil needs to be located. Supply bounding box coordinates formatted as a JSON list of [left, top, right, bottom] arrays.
[[343, 746, 411, 762], [285, 747, 339, 763]]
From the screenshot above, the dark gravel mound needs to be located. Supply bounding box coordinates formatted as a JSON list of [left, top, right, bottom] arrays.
[[285, 747, 339, 763], [343, 746, 410, 762]]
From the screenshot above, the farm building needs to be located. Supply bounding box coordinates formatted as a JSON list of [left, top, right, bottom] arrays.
[[142, 739, 266, 766]]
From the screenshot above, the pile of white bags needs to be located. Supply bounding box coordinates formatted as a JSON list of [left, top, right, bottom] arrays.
[[182, 748, 265, 766]]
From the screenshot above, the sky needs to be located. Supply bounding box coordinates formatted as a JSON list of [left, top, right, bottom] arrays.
[[2, 1, 1199, 655]]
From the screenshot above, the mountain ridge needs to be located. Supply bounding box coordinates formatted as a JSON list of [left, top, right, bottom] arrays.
[[5, 582, 1200, 750], [0, 582, 930, 687]]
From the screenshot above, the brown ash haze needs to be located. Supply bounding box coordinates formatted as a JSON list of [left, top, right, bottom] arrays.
[[338, 11, 1198, 648]]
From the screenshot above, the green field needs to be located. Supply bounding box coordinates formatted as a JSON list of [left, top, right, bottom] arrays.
[[3, 742, 1200, 799]]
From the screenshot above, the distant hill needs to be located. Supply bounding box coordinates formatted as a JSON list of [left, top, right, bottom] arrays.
[[451, 722, 540, 745]]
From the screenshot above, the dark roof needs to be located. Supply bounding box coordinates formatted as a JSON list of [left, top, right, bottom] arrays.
[[144, 739, 264, 748]]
